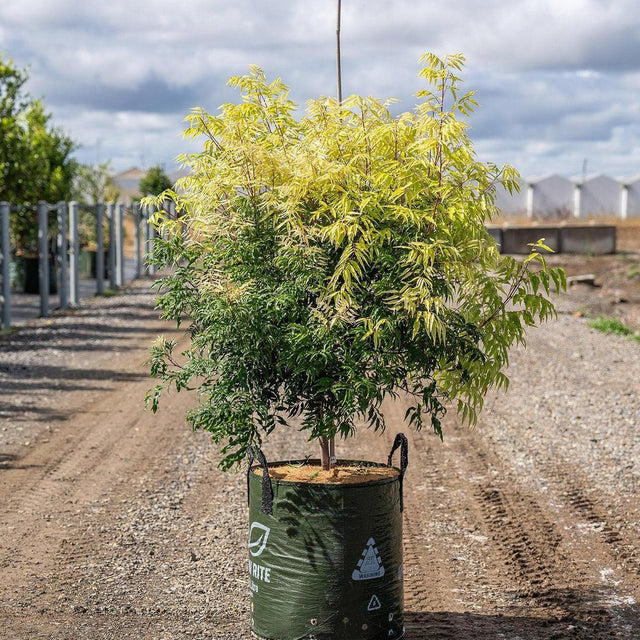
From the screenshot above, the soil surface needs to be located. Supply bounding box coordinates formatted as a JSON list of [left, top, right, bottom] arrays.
[[1, 243, 639, 639], [254, 463, 400, 484]]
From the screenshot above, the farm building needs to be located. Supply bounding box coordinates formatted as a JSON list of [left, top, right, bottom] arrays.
[[111, 167, 187, 202], [574, 174, 622, 218], [112, 167, 147, 202], [621, 176, 640, 218], [526, 174, 574, 219]]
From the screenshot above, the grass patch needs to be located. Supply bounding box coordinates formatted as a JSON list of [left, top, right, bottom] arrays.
[[627, 262, 639, 279], [588, 316, 640, 343]]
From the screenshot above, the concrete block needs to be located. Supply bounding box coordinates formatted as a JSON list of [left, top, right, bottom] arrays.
[[559, 226, 616, 254], [500, 227, 560, 254], [486, 227, 502, 250]]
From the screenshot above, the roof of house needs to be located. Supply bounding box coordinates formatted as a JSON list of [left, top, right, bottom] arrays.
[[111, 166, 190, 202]]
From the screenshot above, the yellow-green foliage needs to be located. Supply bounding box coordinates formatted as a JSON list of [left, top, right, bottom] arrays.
[[146, 53, 565, 468]]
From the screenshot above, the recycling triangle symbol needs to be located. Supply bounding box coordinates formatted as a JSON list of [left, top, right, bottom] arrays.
[[352, 537, 385, 581]]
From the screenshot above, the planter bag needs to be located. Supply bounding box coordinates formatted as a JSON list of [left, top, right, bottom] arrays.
[[14, 255, 57, 294], [247, 434, 408, 640]]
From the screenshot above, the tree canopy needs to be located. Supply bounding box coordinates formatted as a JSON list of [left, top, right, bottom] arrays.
[[138, 165, 172, 197], [0, 54, 76, 204], [72, 161, 120, 205], [0, 53, 77, 252], [145, 54, 565, 470]]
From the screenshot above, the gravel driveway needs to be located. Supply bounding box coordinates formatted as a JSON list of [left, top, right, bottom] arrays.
[[0, 262, 639, 639]]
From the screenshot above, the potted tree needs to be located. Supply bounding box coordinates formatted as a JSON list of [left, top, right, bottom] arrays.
[[145, 53, 565, 640], [10, 204, 58, 294]]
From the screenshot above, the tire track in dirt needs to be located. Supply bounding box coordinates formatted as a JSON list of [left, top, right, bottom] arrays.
[[536, 459, 640, 580], [373, 404, 497, 640], [378, 393, 640, 640], [0, 336, 192, 613], [454, 431, 639, 639]]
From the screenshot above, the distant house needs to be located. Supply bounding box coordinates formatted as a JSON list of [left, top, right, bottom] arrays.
[[112, 167, 147, 202], [111, 166, 189, 202]]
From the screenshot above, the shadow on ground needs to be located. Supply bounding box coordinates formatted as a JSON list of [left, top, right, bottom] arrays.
[[0, 286, 161, 421], [0, 452, 44, 471], [406, 587, 638, 639]]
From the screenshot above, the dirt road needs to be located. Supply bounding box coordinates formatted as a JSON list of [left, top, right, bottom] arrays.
[[1, 271, 639, 639]]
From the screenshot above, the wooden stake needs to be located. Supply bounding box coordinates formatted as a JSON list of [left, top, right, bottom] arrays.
[[336, 0, 343, 104]]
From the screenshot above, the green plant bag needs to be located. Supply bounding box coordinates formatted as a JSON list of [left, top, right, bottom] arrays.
[[247, 437, 407, 640]]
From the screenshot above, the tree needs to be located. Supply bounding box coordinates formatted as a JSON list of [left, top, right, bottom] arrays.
[[0, 54, 29, 204], [73, 161, 120, 205], [138, 165, 172, 197], [145, 54, 565, 471], [71, 161, 120, 249], [0, 53, 77, 253]]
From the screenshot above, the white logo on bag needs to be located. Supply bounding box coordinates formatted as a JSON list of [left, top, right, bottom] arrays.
[[367, 594, 382, 611], [248, 522, 270, 557]]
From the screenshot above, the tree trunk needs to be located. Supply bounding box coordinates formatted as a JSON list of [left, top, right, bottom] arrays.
[[319, 436, 331, 471]]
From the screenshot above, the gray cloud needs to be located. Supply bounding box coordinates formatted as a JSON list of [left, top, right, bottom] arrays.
[[42, 74, 203, 114], [1, 0, 639, 176]]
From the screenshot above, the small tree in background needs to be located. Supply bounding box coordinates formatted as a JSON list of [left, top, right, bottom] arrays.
[[0, 53, 76, 253], [73, 161, 120, 205], [145, 54, 565, 471], [72, 161, 121, 249], [138, 165, 172, 197]]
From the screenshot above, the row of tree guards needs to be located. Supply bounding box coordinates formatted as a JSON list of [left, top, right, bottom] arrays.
[[0, 200, 166, 329]]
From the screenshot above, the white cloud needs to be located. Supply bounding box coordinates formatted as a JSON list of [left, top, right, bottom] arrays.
[[1, 0, 639, 176]]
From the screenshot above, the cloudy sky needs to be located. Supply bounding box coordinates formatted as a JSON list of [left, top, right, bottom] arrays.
[[1, 0, 640, 180]]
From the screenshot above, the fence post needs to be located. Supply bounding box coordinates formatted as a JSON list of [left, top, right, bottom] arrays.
[[0, 201, 10, 329], [38, 201, 49, 318], [526, 183, 534, 218], [96, 203, 105, 295], [148, 206, 156, 276], [143, 205, 151, 275], [69, 201, 79, 305], [134, 201, 142, 279], [115, 203, 124, 286], [107, 202, 116, 289], [57, 201, 69, 310]]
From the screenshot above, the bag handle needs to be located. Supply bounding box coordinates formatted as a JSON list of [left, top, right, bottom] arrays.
[[387, 433, 408, 512], [246, 446, 274, 516]]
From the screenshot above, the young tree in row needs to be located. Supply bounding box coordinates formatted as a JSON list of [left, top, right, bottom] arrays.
[[73, 161, 120, 205]]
